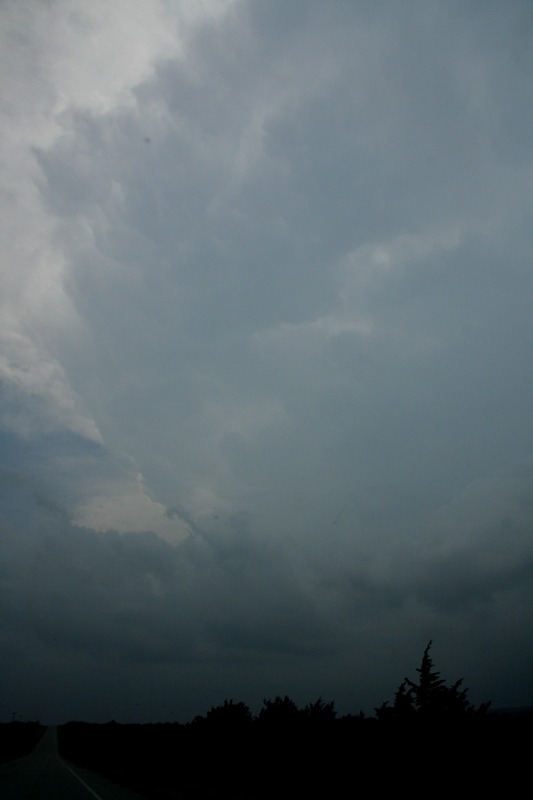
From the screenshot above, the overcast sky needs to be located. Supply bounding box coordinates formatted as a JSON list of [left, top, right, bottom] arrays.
[[1, 0, 532, 724]]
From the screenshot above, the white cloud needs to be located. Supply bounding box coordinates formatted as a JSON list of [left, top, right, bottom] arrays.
[[0, 0, 247, 541], [72, 472, 190, 542], [339, 227, 463, 292], [0, 0, 240, 440], [0, 331, 101, 441]]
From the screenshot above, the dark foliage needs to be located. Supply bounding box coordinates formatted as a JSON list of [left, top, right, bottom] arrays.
[[375, 640, 491, 721], [54, 645, 531, 798], [0, 721, 45, 764], [303, 696, 336, 725], [204, 698, 253, 729], [256, 695, 300, 727]]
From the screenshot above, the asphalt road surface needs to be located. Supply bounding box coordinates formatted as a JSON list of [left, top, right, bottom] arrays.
[[0, 726, 144, 799]]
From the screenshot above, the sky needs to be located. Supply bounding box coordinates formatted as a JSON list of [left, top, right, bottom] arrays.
[[1, 0, 532, 724]]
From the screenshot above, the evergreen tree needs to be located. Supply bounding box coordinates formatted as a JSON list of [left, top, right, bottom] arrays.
[[405, 640, 446, 716], [376, 641, 490, 721], [393, 680, 416, 717]]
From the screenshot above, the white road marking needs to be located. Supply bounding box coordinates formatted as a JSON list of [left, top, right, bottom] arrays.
[[58, 757, 104, 800]]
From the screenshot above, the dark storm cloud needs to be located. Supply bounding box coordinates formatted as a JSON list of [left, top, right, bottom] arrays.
[[2, 460, 533, 721], [1, 0, 532, 721], [0, 480, 326, 667]]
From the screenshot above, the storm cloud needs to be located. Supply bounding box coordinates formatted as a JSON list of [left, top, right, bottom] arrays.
[[1, 0, 532, 722]]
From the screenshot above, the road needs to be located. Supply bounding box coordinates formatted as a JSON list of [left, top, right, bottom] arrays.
[[0, 726, 144, 799]]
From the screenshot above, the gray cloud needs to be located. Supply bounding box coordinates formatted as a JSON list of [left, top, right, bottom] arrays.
[[1, 0, 532, 721], [2, 462, 532, 721]]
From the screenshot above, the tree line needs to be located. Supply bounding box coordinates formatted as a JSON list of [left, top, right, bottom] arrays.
[[190, 640, 490, 729], [56, 643, 530, 798]]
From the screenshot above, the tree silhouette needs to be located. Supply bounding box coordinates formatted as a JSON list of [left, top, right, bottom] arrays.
[[376, 641, 490, 721], [304, 697, 336, 726], [257, 695, 300, 728], [405, 640, 446, 715], [203, 699, 252, 729]]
